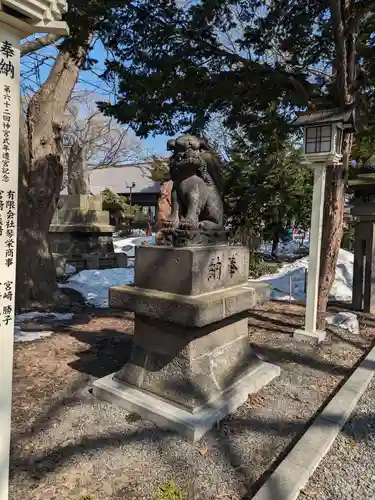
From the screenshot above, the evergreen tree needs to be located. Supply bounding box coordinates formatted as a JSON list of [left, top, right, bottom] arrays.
[[225, 134, 312, 256], [148, 156, 170, 183], [98, 0, 375, 325]]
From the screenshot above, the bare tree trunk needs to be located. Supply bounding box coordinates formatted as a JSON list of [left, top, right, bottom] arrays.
[[317, 133, 352, 328], [16, 47, 88, 309], [317, 0, 357, 327]]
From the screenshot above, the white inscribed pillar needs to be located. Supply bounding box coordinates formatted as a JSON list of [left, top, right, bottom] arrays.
[[0, 23, 21, 500]]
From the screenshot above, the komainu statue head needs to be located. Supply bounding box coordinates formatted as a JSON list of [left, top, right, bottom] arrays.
[[166, 135, 224, 195], [162, 134, 226, 244]]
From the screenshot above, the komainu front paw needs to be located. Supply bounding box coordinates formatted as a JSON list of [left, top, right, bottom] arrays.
[[180, 217, 199, 230], [162, 216, 179, 229]]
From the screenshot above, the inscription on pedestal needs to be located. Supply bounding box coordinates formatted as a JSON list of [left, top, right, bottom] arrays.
[[135, 244, 249, 295], [208, 256, 222, 281]]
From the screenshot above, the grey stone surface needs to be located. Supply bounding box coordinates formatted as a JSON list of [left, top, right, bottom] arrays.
[[319, 387, 366, 428], [109, 282, 270, 327], [162, 134, 224, 234], [287, 416, 340, 473], [52, 209, 110, 226], [49, 231, 115, 256], [351, 219, 375, 313], [252, 458, 309, 500], [351, 203, 375, 217], [58, 194, 103, 211], [49, 194, 120, 270], [135, 244, 249, 295], [49, 223, 114, 233], [293, 328, 326, 344], [93, 360, 280, 442], [115, 315, 258, 412], [115, 253, 128, 268]]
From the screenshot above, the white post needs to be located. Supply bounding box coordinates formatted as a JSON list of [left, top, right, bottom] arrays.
[[294, 162, 327, 343], [0, 23, 21, 500]]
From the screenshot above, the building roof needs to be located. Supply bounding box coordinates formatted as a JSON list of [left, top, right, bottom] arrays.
[[61, 162, 163, 195], [293, 107, 355, 127]]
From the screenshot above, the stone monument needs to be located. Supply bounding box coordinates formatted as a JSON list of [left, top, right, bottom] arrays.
[[49, 144, 126, 270], [349, 166, 375, 312], [93, 134, 280, 441]]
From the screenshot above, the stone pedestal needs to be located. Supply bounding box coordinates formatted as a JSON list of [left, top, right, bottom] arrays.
[[93, 244, 280, 441], [49, 194, 127, 271], [351, 203, 375, 313]]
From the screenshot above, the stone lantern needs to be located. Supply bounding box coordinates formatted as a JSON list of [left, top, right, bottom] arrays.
[[292, 108, 355, 343], [0, 3, 68, 500], [294, 107, 355, 165], [348, 167, 375, 312]]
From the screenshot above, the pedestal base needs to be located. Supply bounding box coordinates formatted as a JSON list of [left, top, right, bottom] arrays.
[[49, 194, 121, 270], [93, 360, 280, 441], [293, 328, 326, 343]]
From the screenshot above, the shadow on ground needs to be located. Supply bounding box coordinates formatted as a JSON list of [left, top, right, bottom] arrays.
[[9, 304, 375, 500]]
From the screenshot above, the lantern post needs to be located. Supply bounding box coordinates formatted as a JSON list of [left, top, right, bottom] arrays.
[[0, 3, 68, 500], [292, 108, 354, 343]]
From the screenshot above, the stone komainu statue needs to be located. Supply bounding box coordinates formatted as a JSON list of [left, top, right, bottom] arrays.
[[163, 134, 224, 231]]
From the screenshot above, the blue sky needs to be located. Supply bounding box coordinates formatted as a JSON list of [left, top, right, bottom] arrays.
[[20, 36, 169, 156]]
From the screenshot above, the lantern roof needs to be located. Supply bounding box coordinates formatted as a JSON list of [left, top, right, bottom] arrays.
[[0, 0, 69, 35], [293, 107, 355, 128], [348, 165, 375, 194]]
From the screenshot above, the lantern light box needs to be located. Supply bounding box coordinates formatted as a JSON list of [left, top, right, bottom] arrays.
[[293, 107, 355, 165]]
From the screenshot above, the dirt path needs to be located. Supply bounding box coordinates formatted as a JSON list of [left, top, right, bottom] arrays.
[[9, 303, 375, 500]]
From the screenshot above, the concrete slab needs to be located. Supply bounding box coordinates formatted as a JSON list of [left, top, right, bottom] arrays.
[[252, 458, 308, 500], [293, 328, 326, 343], [93, 361, 280, 442]]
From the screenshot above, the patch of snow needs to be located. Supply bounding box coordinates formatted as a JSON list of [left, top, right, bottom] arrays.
[[261, 240, 309, 257], [65, 263, 76, 275], [14, 326, 54, 343], [14, 311, 74, 343], [255, 248, 353, 302], [60, 267, 134, 308], [16, 311, 73, 323], [326, 311, 360, 335]]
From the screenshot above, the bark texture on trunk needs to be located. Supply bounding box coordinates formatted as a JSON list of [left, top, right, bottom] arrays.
[[155, 180, 173, 245], [317, 133, 352, 328], [16, 48, 87, 309], [156, 180, 173, 230]]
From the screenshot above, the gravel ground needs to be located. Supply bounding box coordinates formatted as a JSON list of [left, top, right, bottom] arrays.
[[299, 378, 375, 500], [9, 303, 375, 500]]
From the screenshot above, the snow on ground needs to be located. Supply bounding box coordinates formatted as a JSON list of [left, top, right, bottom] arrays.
[[255, 248, 353, 302], [261, 237, 309, 256], [60, 248, 353, 308], [60, 267, 134, 308], [14, 312, 74, 343], [326, 311, 360, 335], [14, 327, 54, 343], [14, 247, 355, 340]]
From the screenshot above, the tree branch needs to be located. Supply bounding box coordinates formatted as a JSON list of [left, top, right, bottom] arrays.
[[21, 34, 61, 56]]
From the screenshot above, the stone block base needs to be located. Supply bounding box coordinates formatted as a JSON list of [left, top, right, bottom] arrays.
[[115, 315, 258, 412], [93, 360, 280, 441], [134, 244, 249, 295], [293, 328, 326, 343], [110, 282, 270, 327]]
